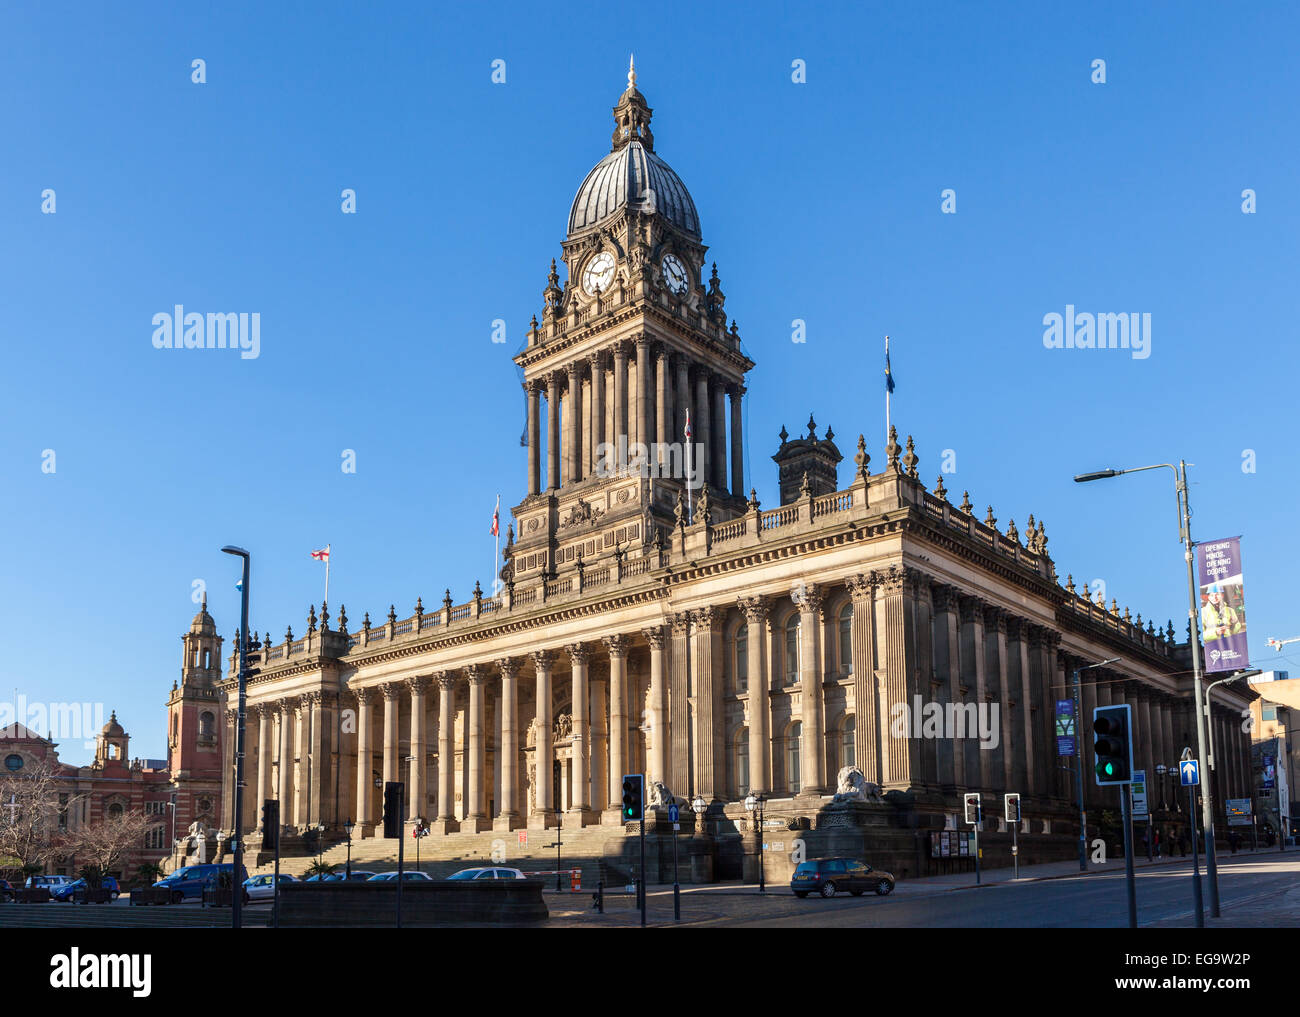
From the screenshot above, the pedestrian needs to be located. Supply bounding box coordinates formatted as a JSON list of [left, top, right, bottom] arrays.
[[1154, 828, 1161, 858]]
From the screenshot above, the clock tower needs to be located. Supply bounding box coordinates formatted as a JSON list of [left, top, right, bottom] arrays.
[[509, 58, 754, 587]]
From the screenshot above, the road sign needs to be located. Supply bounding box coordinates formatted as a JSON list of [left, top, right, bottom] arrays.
[[1130, 769, 1149, 819], [1226, 798, 1253, 826], [1180, 759, 1200, 786], [667, 802, 679, 823]]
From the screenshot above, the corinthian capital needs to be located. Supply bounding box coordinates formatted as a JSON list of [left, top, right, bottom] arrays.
[[738, 596, 770, 624]]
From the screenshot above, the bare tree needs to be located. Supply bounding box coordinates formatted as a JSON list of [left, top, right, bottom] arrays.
[[0, 757, 81, 873], [63, 810, 153, 877]]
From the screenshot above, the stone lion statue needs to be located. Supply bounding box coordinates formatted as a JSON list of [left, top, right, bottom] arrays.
[[649, 781, 686, 808], [832, 766, 882, 803]]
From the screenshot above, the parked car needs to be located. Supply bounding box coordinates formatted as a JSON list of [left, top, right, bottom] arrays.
[[24, 875, 72, 890], [241, 873, 297, 903], [337, 870, 375, 881], [447, 867, 526, 880], [302, 872, 339, 882], [51, 876, 120, 902], [365, 870, 432, 882], [152, 863, 249, 903], [791, 858, 895, 898], [0, 879, 16, 901]]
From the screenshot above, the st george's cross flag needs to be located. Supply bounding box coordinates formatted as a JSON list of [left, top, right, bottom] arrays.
[[490, 496, 500, 537], [310, 546, 330, 561]]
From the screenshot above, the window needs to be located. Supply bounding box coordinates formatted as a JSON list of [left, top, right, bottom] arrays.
[[787, 722, 802, 793], [842, 715, 856, 768], [4, 753, 22, 772], [145, 825, 167, 850], [838, 602, 853, 673], [735, 624, 748, 694], [1263, 706, 1277, 721], [108, 803, 124, 820], [199, 712, 215, 738], [785, 616, 800, 684], [58, 793, 68, 831], [146, 801, 167, 816], [734, 729, 749, 797]]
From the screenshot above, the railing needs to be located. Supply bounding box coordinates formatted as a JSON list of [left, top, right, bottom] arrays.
[[585, 566, 610, 587], [481, 598, 501, 614], [622, 557, 651, 579], [922, 494, 946, 520], [291, 639, 306, 655], [546, 577, 573, 597], [369, 629, 387, 642], [266, 646, 284, 661], [515, 587, 537, 607], [812, 492, 852, 517], [394, 619, 413, 635], [760, 504, 799, 530], [712, 518, 747, 541], [450, 604, 472, 622]]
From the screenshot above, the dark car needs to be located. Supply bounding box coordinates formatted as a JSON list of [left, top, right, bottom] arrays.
[[51, 876, 120, 902], [791, 858, 895, 898], [0, 879, 16, 902], [152, 863, 249, 903]]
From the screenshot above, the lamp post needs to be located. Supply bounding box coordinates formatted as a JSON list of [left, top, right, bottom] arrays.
[[315, 822, 326, 867], [220, 545, 250, 930], [1074, 460, 1221, 916], [744, 792, 767, 893], [344, 818, 354, 879], [1155, 764, 1168, 814], [1072, 657, 1120, 871], [692, 794, 707, 837]]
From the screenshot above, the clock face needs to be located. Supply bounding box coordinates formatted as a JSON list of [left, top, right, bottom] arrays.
[[582, 252, 616, 295], [662, 254, 689, 296]]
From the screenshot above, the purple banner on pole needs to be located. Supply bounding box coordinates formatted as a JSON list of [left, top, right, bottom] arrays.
[[1197, 536, 1250, 673], [1056, 699, 1076, 756]]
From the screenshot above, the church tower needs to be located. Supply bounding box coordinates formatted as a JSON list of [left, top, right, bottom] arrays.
[[167, 594, 224, 780], [509, 58, 754, 585]]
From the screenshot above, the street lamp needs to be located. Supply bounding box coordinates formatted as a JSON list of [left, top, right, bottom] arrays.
[[744, 792, 767, 893], [1072, 657, 1120, 871], [344, 818, 354, 879], [220, 544, 251, 931], [691, 794, 707, 839], [1074, 460, 1222, 916], [1155, 764, 1168, 813]]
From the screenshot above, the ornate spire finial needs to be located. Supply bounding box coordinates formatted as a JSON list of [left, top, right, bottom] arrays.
[[1006, 518, 1019, 543], [984, 505, 996, 528], [854, 434, 870, 477], [886, 425, 901, 471], [807, 414, 817, 439], [902, 435, 919, 478], [934, 475, 947, 500], [628, 53, 636, 90], [200, 591, 207, 610], [779, 425, 789, 445], [960, 491, 973, 514]]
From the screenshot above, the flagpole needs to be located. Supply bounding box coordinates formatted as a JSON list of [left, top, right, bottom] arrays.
[[885, 335, 891, 447], [324, 543, 330, 607], [494, 496, 501, 595]]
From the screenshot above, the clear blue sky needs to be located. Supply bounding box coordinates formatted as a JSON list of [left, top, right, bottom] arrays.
[[2, 1, 1296, 764]]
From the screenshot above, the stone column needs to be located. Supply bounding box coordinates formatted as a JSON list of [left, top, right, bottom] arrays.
[[655, 347, 671, 471], [739, 598, 771, 793], [566, 361, 583, 485], [675, 356, 691, 451], [306, 691, 328, 827], [546, 372, 561, 490], [531, 651, 555, 827], [845, 576, 882, 785], [464, 666, 489, 832], [711, 377, 727, 492], [257, 704, 274, 824], [693, 606, 723, 802], [222, 709, 236, 831], [670, 613, 692, 795], [796, 585, 827, 794], [959, 596, 989, 790], [636, 336, 652, 455], [590, 675, 608, 816], [990, 610, 1014, 794], [694, 368, 711, 498], [613, 343, 629, 459], [930, 584, 960, 789], [354, 689, 373, 833], [568, 644, 594, 822], [293, 699, 309, 829], [527, 380, 541, 496], [276, 701, 293, 828], [588, 352, 605, 478], [605, 636, 629, 817], [433, 674, 459, 833], [729, 384, 745, 497], [381, 683, 400, 797], [407, 677, 429, 822], [643, 626, 669, 792], [494, 658, 520, 830]]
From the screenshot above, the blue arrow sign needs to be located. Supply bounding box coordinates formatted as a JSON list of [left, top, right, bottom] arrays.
[[1180, 760, 1200, 786], [667, 803, 679, 823]]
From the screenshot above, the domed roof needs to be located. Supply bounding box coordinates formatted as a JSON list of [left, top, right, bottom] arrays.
[[567, 58, 700, 239], [102, 710, 124, 738], [190, 593, 216, 635], [568, 141, 700, 238]]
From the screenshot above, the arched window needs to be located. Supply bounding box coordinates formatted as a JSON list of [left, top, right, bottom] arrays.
[[735, 624, 748, 694], [199, 711, 215, 737], [787, 722, 802, 793], [838, 602, 853, 674], [733, 728, 749, 797], [203, 648, 210, 669], [784, 616, 800, 684], [842, 715, 857, 768], [108, 802, 124, 820]]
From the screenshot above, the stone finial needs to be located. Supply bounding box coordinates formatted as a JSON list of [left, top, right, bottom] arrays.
[[807, 414, 817, 440], [825, 425, 834, 442], [1036, 519, 1048, 555], [1135, 612, 1142, 628], [902, 435, 919, 478], [338, 605, 348, 634], [415, 596, 424, 618], [749, 487, 760, 510], [886, 425, 901, 471], [388, 604, 397, 625], [1066, 574, 1075, 595], [1147, 620, 1156, 636], [709, 263, 720, 292], [1006, 518, 1019, 543], [1166, 620, 1175, 642], [308, 605, 317, 633], [285, 625, 293, 643], [1094, 589, 1104, 607], [799, 471, 812, 498], [698, 483, 712, 524], [854, 434, 870, 477], [674, 486, 686, 527], [934, 475, 947, 500], [984, 505, 997, 528], [548, 258, 559, 288], [363, 611, 371, 633], [960, 491, 973, 514], [505, 523, 514, 548], [729, 320, 739, 341], [444, 589, 453, 612], [1110, 598, 1119, 615], [320, 602, 330, 630], [474, 580, 483, 601], [778, 425, 789, 446], [1123, 606, 1131, 623]]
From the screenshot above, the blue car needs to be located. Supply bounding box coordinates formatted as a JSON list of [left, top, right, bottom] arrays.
[[51, 876, 120, 902], [152, 863, 249, 902]]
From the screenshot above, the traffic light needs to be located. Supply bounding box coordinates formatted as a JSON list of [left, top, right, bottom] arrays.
[[963, 792, 981, 825], [1004, 792, 1021, 824], [261, 799, 279, 850], [621, 774, 644, 822], [383, 781, 404, 839], [1093, 704, 1133, 785]]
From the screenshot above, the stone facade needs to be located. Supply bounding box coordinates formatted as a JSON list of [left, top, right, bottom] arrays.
[[213, 64, 1257, 878]]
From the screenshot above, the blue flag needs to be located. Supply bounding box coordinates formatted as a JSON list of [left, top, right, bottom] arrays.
[[885, 350, 896, 393]]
